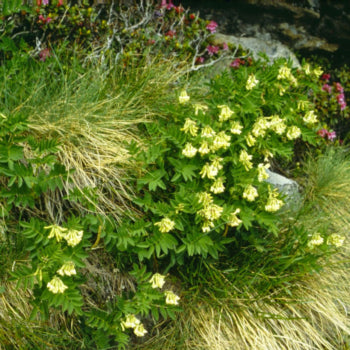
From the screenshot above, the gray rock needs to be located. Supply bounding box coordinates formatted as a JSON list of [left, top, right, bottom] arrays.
[[212, 33, 300, 67], [265, 169, 301, 209]]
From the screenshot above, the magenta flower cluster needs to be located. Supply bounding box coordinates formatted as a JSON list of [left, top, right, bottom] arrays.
[[321, 74, 347, 112], [206, 20, 218, 33], [317, 128, 336, 141]]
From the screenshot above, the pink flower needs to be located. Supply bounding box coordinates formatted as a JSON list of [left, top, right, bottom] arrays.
[[340, 101, 347, 111], [39, 48, 51, 62], [206, 20, 218, 33], [46, 16, 52, 24], [230, 58, 241, 68], [321, 73, 331, 81], [161, 0, 175, 9], [337, 93, 345, 104], [335, 82, 344, 93], [327, 131, 336, 141], [42, 0, 49, 5], [317, 128, 328, 138], [196, 56, 205, 64], [206, 45, 219, 56], [222, 42, 228, 50], [165, 30, 176, 38], [322, 83, 332, 93]]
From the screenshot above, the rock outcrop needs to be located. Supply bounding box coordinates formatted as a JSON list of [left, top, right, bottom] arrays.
[[180, 0, 350, 65]]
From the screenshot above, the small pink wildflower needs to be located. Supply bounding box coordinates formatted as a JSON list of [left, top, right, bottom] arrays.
[[196, 56, 205, 64], [317, 128, 328, 138], [321, 73, 331, 81], [230, 58, 241, 68], [327, 131, 336, 141], [222, 42, 228, 50], [206, 20, 218, 33], [337, 93, 345, 104], [322, 83, 332, 93], [206, 45, 219, 56], [39, 48, 51, 62], [42, 0, 49, 5], [335, 82, 344, 93]]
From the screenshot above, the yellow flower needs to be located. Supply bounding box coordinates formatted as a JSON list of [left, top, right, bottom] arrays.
[[181, 118, 198, 136], [164, 290, 180, 305], [313, 66, 323, 78], [45, 224, 67, 242], [303, 110, 318, 124], [211, 131, 231, 151], [277, 65, 292, 80], [198, 204, 223, 221], [257, 163, 270, 182], [179, 90, 190, 104], [134, 323, 148, 337], [246, 74, 259, 90], [269, 115, 286, 135], [239, 150, 253, 171], [302, 63, 311, 75], [210, 177, 225, 194], [65, 229, 83, 247], [230, 121, 243, 135], [182, 143, 197, 158], [201, 125, 216, 138], [121, 314, 140, 330], [193, 103, 208, 115], [57, 261, 76, 276], [307, 233, 324, 249], [297, 100, 309, 111], [286, 126, 301, 140], [197, 192, 213, 206], [202, 220, 215, 233], [217, 104, 234, 122], [198, 141, 211, 156], [262, 149, 273, 162], [245, 133, 256, 147], [327, 234, 345, 248], [47, 276, 68, 294], [227, 208, 242, 227], [264, 187, 284, 212], [243, 185, 258, 202], [154, 217, 175, 233], [149, 273, 166, 289], [200, 163, 218, 179], [252, 118, 269, 138]]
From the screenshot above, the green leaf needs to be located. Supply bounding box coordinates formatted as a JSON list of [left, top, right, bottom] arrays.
[[137, 169, 167, 191]]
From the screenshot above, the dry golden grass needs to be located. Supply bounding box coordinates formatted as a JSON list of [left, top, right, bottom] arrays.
[[26, 57, 189, 222]]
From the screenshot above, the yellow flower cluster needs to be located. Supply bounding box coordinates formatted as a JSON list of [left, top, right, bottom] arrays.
[[198, 203, 223, 221], [303, 110, 318, 124], [200, 157, 223, 179], [164, 290, 180, 305], [246, 74, 259, 90], [265, 187, 284, 212], [269, 115, 286, 135], [57, 261, 76, 276], [179, 90, 190, 104], [245, 133, 256, 147], [327, 233, 345, 248], [307, 232, 324, 249], [243, 185, 258, 202], [218, 105, 234, 122], [149, 273, 166, 289], [45, 225, 83, 247], [121, 314, 148, 337], [286, 125, 301, 140], [154, 217, 175, 233], [297, 100, 309, 111], [252, 117, 269, 138], [210, 177, 225, 194], [182, 143, 197, 158], [47, 276, 68, 294], [257, 163, 270, 182], [212, 131, 231, 151], [230, 121, 243, 135], [239, 150, 253, 171], [197, 192, 213, 207], [198, 141, 210, 156], [302, 64, 323, 78], [181, 118, 198, 136], [193, 103, 208, 115], [201, 125, 216, 138], [227, 208, 242, 227], [277, 65, 297, 86]]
